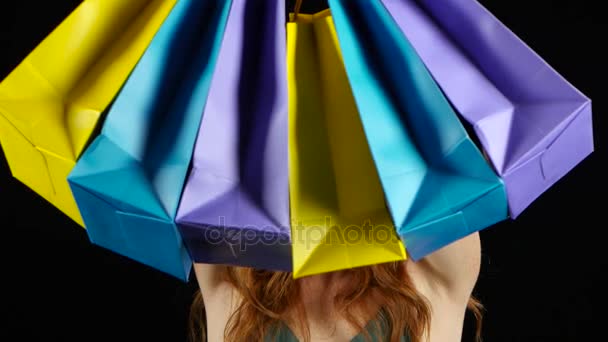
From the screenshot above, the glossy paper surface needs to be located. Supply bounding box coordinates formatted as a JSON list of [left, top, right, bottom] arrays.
[[69, 0, 233, 280], [381, 0, 593, 217], [329, 0, 507, 259], [0, 0, 177, 226], [287, 10, 406, 278]]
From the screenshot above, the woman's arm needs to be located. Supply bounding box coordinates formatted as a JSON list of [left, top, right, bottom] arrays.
[[193, 264, 237, 342], [407, 232, 482, 303], [406, 232, 482, 341], [193, 263, 229, 293]]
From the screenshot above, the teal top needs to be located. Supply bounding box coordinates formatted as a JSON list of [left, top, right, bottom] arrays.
[[265, 313, 410, 342]]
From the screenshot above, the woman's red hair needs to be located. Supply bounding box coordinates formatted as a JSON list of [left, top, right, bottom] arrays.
[[190, 261, 483, 342]]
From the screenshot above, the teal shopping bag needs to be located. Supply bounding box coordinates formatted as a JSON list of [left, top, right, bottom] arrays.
[[329, 0, 508, 259], [68, 0, 233, 280]]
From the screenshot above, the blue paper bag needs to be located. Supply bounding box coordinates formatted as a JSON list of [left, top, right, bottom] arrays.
[[68, 0, 233, 280], [329, 0, 508, 259]]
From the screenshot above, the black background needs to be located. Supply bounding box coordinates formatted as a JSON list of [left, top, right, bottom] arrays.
[[0, 1, 603, 341]]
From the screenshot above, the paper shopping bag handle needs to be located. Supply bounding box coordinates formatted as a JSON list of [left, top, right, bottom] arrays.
[[293, 0, 303, 21]]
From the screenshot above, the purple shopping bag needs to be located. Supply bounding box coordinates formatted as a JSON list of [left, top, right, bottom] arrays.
[[381, 0, 593, 217], [176, 0, 291, 270]]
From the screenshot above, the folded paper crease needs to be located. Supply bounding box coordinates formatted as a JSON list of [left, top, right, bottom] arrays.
[[328, 0, 507, 260], [0, 0, 178, 226], [69, 0, 234, 280], [176, 0, 291, 272], [288, 10, 406, 278], [380, 0, 593, 217]]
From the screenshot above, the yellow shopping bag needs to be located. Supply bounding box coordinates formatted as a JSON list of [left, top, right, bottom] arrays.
[[0, 0, 177, 226], [287, 10, 406, 278]]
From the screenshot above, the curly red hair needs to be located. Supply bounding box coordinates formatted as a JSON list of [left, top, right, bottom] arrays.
[[190, 262, 483, 342]]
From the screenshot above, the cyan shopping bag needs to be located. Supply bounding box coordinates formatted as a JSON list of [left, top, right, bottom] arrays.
[[329, 0, 507, 260], [0, 0, 177, 226], [176, 0, 292, 271], [380, 0, 593, 217], [68, 0, 233, 280]]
